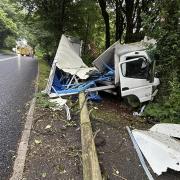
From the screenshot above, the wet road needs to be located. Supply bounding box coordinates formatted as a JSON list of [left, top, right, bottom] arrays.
[[0, 54, 37, 179]]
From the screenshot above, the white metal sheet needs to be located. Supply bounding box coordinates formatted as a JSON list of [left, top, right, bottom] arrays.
[[132, 130, 180, 175], [150, 123, 180, 139], [55, 35, 94, 79]]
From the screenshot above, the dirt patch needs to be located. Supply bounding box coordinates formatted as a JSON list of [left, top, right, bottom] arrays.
[[23, 93, 180, 180], [90, 94, 150, 180], [23, 107, 82, 180], [91, 94, 180, 180]]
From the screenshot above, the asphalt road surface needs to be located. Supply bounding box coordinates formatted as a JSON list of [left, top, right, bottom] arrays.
[[0, 54, 37, 179]]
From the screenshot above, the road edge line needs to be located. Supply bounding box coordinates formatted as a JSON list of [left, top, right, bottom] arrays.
[[0, 56, 18, 62], [10, 60, 39, 180]]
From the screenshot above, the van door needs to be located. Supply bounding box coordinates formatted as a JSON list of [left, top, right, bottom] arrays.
[[119, 54, 152, 103]]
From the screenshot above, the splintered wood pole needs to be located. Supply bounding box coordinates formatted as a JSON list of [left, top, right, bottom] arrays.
[[79, 92, 102, 180]]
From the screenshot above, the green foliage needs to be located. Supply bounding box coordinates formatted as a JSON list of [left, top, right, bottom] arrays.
[[4, 35, 16, 48], [0, 9, 17, 33], [145, 74, 180, 123], [0, 49, 14, 55], [36, 93, 56, 108], [0, 0, 30, 49], [143, 0, 180, 123], [13, 0, 105, 55], [82, 53, 94, 67], [37, 58, 50, 91]]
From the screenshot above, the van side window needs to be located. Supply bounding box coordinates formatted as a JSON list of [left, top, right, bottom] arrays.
[[121, 58, 149, 79]]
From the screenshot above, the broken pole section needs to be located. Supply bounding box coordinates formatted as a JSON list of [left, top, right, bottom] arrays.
[[79, 92, 102, 180]]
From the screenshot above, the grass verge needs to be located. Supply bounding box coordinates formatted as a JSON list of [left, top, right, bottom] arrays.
[[37, 58, 50, 91], [0, 49, 15, 55], [36, 58, 55, 108]]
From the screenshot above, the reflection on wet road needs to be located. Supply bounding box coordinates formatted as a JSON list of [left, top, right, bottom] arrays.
[[0, 54, 37, 179]]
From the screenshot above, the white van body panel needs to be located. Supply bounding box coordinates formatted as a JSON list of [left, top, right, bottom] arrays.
[[119, 51, 153, 102]]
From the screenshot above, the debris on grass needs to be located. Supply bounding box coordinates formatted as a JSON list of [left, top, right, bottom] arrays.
[[34, 139, 42, 145], [41, 172, 47, 178], [45, 124, 52, 129]]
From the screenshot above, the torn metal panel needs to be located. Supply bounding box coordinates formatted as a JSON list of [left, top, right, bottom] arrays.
[[55, 35, 95, 79], [67, 36, 82, 56], [57, 66, 96, 80], [93, 42, 118, 73], [45, 35, 96, 94], [150, 123, 180, 139], [126, 127, 154, 180], [115, 43, 145, 57], [93, 41, 145, 74], [132, 130, 180, 175]]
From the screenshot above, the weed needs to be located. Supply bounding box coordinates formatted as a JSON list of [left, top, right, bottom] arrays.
[[36, 93, 56, 108]]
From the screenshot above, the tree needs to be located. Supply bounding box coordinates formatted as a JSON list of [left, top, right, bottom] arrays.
[[0, 0, 18, 48], [4, 35, 16, 48], [114, 0, 124, 42], [97, 0, 153, 47], [0, 0, 34, 49], [14, 0, 100, 56], [98, 0, 111, 49]]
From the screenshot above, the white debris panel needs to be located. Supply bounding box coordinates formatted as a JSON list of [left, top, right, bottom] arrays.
[[132, 129, 180, 175], [150, 123, 180, 139], [55, 35, 95, 79]]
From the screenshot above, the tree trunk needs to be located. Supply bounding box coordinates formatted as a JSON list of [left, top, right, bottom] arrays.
[[115, 0, 124, 42], [98, 0, 111, 49], [124, 0, 134, 43], [60, 0, 66, 35]]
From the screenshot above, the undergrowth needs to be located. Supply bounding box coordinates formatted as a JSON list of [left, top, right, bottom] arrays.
[[36, 53, 52, 108], [36, 93, 56, 108], [37, 55, 50, 91], [0, 49, 15, 55], [145, 76, 180, 123]]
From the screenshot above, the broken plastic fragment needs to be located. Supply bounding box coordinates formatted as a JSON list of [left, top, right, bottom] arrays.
[[45, 125, 52, 129], [34, 139, 42, 145], [42, 172, 47, 178], [49, 97, 67, 107]]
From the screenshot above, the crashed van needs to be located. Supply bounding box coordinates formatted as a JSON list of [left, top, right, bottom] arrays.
[[93, 41, 160, 104], [45, 35, 160, 106]]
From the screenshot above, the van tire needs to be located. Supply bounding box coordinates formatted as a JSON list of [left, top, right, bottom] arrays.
[[124, 95, 140, 108]]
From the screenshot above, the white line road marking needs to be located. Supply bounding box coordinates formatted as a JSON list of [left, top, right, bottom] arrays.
[[10, 98, 36, 180], [0, 56, 18, 62], [10, 64, 39, 180]]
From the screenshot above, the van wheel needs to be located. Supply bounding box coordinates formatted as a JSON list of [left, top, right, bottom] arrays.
[[124, 95, 140, 108]]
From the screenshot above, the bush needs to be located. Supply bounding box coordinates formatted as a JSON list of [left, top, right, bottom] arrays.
[[4, 36, 16, 49], [145, 74, 180, 123], [142, 0, 179, 123]]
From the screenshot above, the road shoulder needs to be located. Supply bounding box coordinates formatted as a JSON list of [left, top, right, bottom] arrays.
[[10, 62, 39, 180]]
